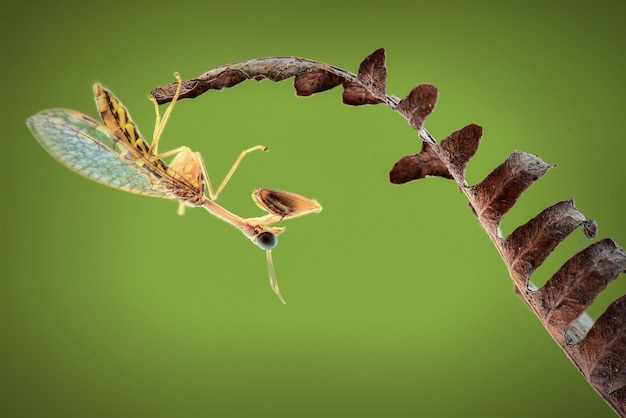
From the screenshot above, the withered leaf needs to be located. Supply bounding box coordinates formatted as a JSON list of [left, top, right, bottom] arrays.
[[294, 70, 344, 96], [396, 84, 438, 131], [342, 48, 387, 105], [389, 142, 452, 184], [578, 295, 626, 414], [432, 123, 482, 182], [389, 124, 481, 184], [535, 239, 626, 328], [501, 199, 587, 286], [468, 152, 555, 237]]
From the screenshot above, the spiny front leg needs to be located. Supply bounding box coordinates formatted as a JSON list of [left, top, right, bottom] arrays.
[[252, 189, 322, 220]]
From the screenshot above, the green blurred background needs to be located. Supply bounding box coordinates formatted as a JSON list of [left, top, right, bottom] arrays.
[[2, 1, 625, 417]]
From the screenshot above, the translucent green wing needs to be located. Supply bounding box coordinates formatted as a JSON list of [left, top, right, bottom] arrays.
[[27, 109, 170, 198]]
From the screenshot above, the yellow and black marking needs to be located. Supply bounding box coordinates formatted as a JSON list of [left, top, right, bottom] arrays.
[[92, 83, 203, 204], [94, 84, 150, 157]]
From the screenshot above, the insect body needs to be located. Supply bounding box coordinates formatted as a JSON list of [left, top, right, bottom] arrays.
[[27, 74, 321, 303]]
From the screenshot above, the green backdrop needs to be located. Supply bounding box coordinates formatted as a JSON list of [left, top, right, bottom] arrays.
[[2, 1, 625, 417]]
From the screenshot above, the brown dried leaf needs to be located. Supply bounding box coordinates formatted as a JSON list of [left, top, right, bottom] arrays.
[[468, 152, 555, 237], [396, 84, 438, 131], [389, 124, 481, 184], [579, 295, 626, 405], [389, 142, 452, 184], [500, 199, 587, 286], [342, 48, 387, 105], [534, 239, 625, 329], [437, 124, 482, 182], [294, 70, 345, 96]]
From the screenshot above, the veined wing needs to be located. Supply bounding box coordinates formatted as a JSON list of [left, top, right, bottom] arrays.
[[27, 108, 170, 198]]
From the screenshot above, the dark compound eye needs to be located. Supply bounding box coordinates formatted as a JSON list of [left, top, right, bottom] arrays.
[[255, 232, 277, 250]]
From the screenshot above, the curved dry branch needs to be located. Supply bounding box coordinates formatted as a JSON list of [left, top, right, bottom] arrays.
[[151, 49, 393, 106], [152, 49, 626, 416]]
